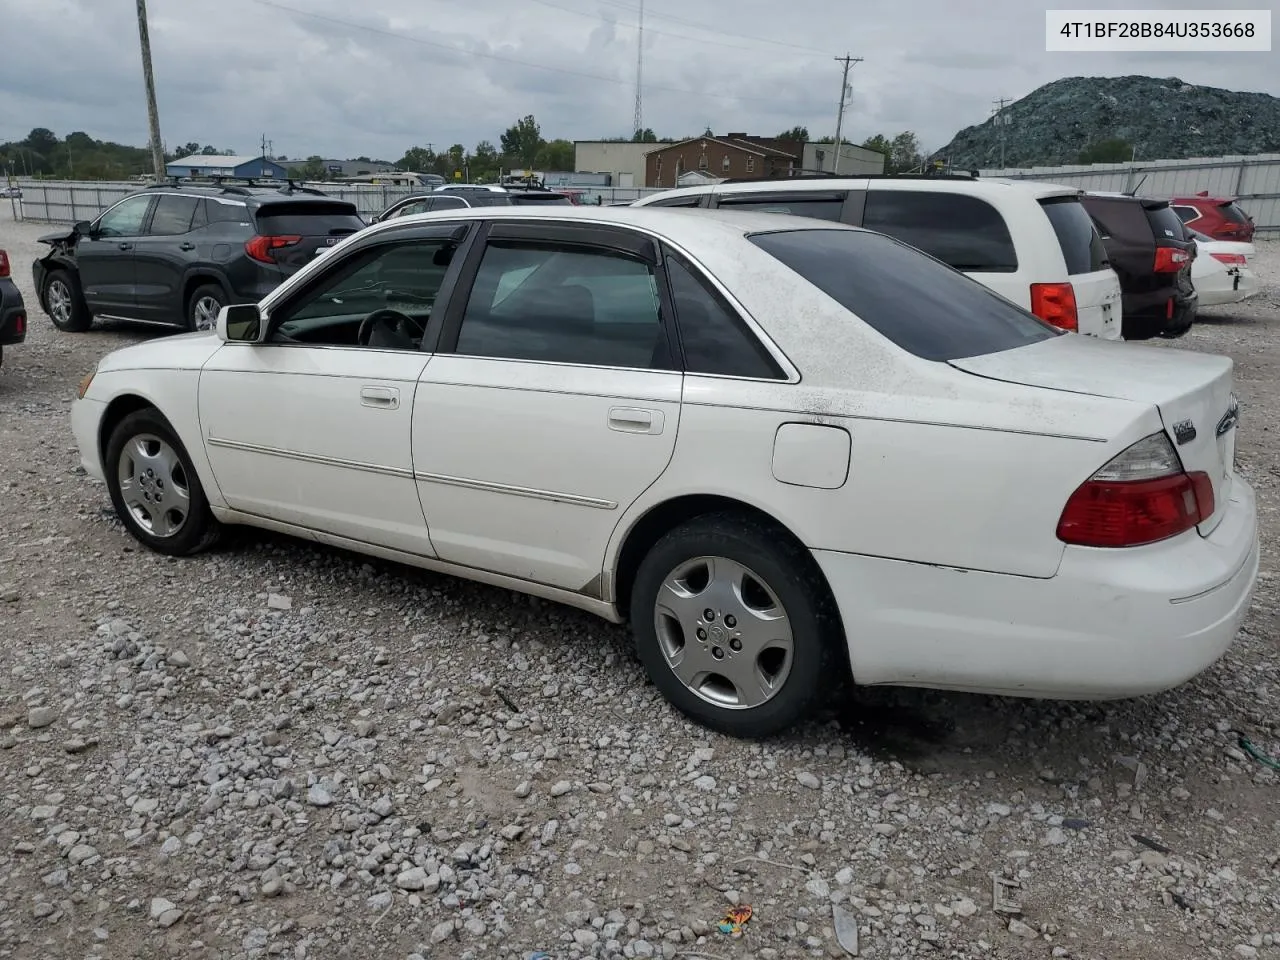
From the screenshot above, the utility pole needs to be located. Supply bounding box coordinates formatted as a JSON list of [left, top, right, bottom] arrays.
[[992, 97, 1012, 169], [832, 54, 862, 175], [136, 0, 166, 179]]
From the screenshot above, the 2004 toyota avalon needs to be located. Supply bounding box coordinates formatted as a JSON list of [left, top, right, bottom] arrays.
[[69, 206, 1258, 739]]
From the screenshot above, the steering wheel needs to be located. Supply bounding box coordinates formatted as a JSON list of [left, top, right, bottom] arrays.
[[357, 308, 425, 347]]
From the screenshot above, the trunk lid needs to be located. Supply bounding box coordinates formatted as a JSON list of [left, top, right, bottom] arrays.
[[950, 335, 1237, 536], [1068, 268, 1122, 340], [253, 201, 365, 273]]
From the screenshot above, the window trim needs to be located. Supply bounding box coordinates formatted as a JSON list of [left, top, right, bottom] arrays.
[[660, 246, 788, 382], [259, 220, 476, 352], [435, 220, 681, 372]]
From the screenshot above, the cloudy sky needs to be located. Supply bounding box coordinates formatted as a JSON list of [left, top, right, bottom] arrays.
[[0, 0, 1276, 161]]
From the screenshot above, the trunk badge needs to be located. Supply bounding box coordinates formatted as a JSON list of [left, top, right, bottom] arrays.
[[324, 237, 338, 245], [1217, 398, 1240, 437], [1172, 420, 1197, 445]]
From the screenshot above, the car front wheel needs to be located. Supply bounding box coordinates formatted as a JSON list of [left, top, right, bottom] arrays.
[[44, 270, 92, 332], [629, 512, 841, 738], [105, 408, 221, 556]]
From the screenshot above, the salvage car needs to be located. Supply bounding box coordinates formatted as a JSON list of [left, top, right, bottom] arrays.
[[1188, 228, 1259, 307], [0, 249, 27, 367], [33, 180, 365, 333], [68, 207, 1258, 738]]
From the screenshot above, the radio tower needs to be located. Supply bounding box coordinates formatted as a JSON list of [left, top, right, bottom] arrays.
[[632, 0, 644, 137]]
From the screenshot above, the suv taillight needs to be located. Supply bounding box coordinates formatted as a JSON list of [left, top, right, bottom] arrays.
[[1057, 432, 1213, 547], [245, 235, 302, 264], [0, 250, 9, 278], [1153, 247, 1189, 273], [1030, 282, 1078, 332]]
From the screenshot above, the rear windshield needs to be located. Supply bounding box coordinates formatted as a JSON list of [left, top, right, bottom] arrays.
[[1143, 203, 1187, 243], [464, 194, 514, 207], [510, 195, 572, 205], [1219, 201, 1252, 224], [254, 201, 365, 235], [1039, 197, 1108, 275], [748, 228, 1059, 362]]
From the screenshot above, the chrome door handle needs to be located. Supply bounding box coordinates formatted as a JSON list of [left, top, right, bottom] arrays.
[[117, 242, 132, 251], [608, 406, 663, 434], [360, 386, 399, 409], [179, 242, 195, 251]]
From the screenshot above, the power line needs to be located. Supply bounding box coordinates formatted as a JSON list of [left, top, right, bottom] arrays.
[[588, 0, 832, 54], [524, 0, 820, 56], [251, 0, 817, 107]]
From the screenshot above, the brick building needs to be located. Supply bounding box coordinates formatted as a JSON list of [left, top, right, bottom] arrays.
[[644, 133, 803, 188]]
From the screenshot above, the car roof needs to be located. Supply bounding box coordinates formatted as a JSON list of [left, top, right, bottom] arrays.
[[132, 183, 353, 205], [638, 176, 1084, 202]]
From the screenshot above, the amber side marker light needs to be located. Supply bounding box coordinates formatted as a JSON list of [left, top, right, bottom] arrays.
[[77, 369, 95, 399]]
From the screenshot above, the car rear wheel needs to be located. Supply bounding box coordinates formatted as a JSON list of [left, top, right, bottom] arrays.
[[105, 408, 221, 556], [187, 284, 226, 332], [44, 270, 91, 332], [629, 512, 841, 738]]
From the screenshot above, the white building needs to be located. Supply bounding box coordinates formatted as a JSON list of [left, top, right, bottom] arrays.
[[572, 141, 655, 188], [802, 143, 886, 175]]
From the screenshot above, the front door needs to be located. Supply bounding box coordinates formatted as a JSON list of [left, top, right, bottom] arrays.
[[198, 224, 467, 554], [77, 194, 154, 315], [411, 220, 683, 593]]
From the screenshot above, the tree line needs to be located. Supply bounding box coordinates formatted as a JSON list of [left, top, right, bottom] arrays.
[[1, 121, 929, 183]]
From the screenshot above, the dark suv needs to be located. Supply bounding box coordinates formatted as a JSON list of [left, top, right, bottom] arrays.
[[1080, 192, 1197, 340], [33, 180, 366, 333]]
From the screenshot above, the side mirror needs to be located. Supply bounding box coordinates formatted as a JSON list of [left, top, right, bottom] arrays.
[[75, 220, 94, 238], [216, 303, 266, 343]]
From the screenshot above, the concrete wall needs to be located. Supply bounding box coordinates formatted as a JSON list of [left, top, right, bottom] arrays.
[[979, 154, 1280, 235]]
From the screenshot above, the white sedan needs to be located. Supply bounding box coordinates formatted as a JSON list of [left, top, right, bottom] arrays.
[[1189, 229, 1260, 307], [70, 206, 1259, 738]]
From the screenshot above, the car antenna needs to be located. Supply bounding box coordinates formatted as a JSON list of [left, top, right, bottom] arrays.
[[1124, 174, 1148, 197]]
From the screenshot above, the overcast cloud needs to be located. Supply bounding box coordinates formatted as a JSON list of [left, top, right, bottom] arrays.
[[0, 0, 1275, 161]]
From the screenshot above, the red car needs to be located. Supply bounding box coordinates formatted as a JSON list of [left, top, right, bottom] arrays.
[[1170, 192, 1255, 242]]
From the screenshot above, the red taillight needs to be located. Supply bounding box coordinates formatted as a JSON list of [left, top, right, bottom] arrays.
[[1166, 297, 1175, 319], [1210, 252, 1247, 266], [14, 313, 24, 336], [1030, 282, 1078, 332], [0, 250, 9, 278], [244, 235, 302, 264], [1153, 247, 1189, 273], [1057, 433, 1214, 547]]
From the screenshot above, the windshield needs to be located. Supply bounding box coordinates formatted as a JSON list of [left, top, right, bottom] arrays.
[[748, 228, 1060, 362]]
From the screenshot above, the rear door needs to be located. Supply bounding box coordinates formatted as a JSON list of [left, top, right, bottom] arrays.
[[131, 192, 202, 323], [1037, 196, 1121, 340], [252, 201, 366, 273]]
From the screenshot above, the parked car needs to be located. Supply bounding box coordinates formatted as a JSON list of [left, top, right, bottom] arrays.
[[507, 190, 573, 206], [1, 185, 22, 199], [68, 206, 1256, 738], [632, 175, 1122, 340], [1189, 228, 1259, 307], [1080, 192, 1198, 340], [1171, 193, 1256, 243], [0, 250, 27, 367], [371, 190, 513, 223], [32, 180, 366, 333]]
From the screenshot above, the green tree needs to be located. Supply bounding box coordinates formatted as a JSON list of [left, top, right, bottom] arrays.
[[535, 138, 574, 171], [471, 140, 500, 180], [25, 127, 58, 155], [500, 114, 543, 169], [398, 145, 435, 171], [777, 126, 810, 141], [861, 132, 923, 174], [632, 128, 658, 142], [1076, 138, 1134, 164]]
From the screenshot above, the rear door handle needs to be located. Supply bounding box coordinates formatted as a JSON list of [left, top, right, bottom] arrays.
[[117, 242, 132, 251], [360, 386, 400, 409], [608, 406, 663, 434], [179, 242, 195, 251]]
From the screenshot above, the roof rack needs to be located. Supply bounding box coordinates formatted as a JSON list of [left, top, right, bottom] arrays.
[[717, 169, 980, 185]]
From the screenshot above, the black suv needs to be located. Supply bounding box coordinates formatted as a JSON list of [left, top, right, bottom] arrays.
[[0, 249, 27, 367], [33, 180, 366, 333], [1079, 192, 1197, 340]]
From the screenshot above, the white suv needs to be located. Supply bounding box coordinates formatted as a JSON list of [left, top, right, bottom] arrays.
[[632, 175, 1123, 340]]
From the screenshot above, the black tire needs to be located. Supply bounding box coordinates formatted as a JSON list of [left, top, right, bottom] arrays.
[[43, 269, 92, 332], [105, 408, 222, 557], [186, 283, 226, 333], [629, 511, 841, 739]]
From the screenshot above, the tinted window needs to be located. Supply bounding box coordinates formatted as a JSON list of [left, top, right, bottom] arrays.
[[455, 242, 668, 369], [1144, 204, 1187, 242], [1038, 197, 1108, 275], [189, 199, 208, 231], [462, 194, 513, 208], [433, 196, 467, 210], [96, 195, 152, 238], [664, 254, 783, 379], [717, 194, 845, 222], [148, 194, 200, 236], [647, 196, 704, 208], [510, 194, 573, 205], [748, 229, 1058, 362], [1171, 205, 1200, 223], [206, 199, 249, 224], [861, 191, 1018, 273], [1219, 202, 1251, 225], [255, 201, 365, 236]]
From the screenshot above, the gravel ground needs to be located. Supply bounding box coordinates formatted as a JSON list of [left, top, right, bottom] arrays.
[[3, 205, 1280, 960]]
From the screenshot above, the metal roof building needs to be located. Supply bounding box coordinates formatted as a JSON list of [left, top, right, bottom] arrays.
[[165, 154, 289, 180]]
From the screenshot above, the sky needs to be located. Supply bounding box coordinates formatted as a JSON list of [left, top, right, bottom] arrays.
[[0, 0, 1276, 162]]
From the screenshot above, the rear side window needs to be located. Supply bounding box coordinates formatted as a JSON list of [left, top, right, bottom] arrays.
[[1144, 204, 1186, 242], [255, 201, 365, 236], [1038, 197, 1108, 275], [748, 228, 1058, 362], [148, 194, 199, 236], [206, 199, 249, 224], [464, 194, 513, 207], [1219, 202, 1251, 225], [511, 195, 572, 205], [716, 194, 846, 222], [861, 190, 1018, 273], [647, 196, 704, 208], [1171, 205, 1200, 224]]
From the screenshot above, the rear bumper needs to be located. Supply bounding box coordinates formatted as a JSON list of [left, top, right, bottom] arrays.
[[1198, 269, 1260, 307], [815, 476, 1259, 699], [0, 279, 26, 345], [1122, 289, 1197, 340]]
